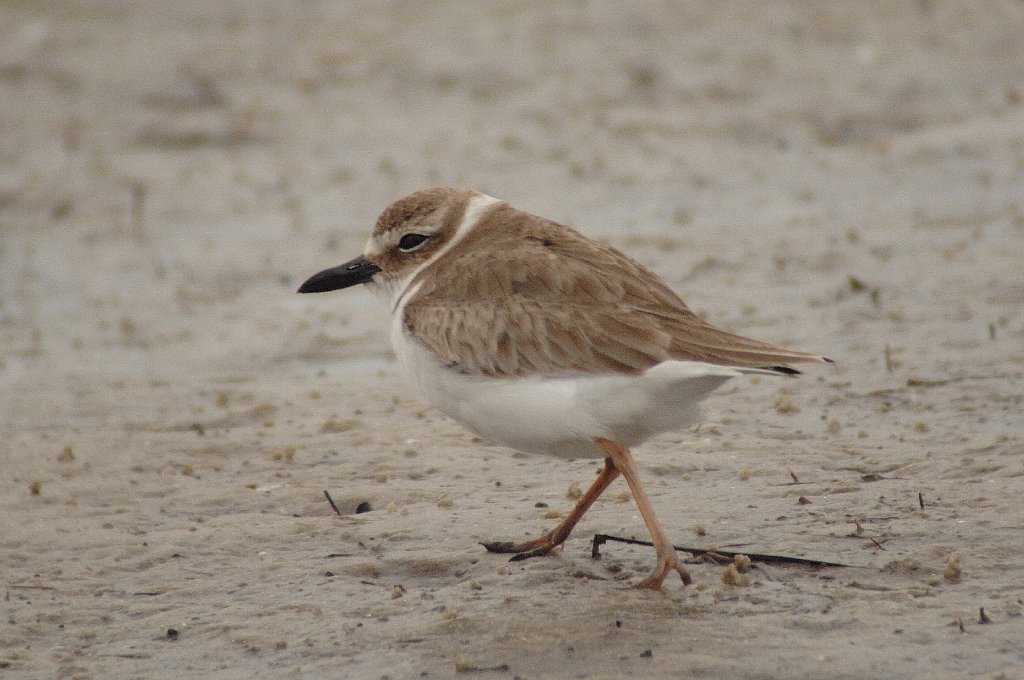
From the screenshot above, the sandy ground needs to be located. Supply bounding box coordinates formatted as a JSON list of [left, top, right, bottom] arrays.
[[3, 1, 1024, 678]]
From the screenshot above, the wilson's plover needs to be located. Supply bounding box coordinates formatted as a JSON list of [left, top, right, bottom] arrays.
[[299, 187, 830, 589]]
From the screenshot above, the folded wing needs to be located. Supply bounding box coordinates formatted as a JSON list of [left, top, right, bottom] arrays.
[[401, 207, 829, 378]]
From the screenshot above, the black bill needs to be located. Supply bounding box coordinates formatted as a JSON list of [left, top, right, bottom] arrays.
[[297, 255, 381, 293]]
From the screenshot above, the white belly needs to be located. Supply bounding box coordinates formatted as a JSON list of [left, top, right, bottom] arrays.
[[391, 317, 743, 459]]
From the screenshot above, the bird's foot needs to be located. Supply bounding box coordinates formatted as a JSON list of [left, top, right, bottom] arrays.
[[481, 534, 558, 562], [635, 552, 692, 590]]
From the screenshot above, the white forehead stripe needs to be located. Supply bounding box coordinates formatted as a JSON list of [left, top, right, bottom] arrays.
[[390, 193, 502, 312]]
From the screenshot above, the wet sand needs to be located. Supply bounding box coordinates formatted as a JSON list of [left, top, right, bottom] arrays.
[[2, 2, 1023, 678]]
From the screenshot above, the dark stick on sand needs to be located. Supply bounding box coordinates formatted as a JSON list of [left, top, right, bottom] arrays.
[[323, 490, 342, 516], [591, 533, 851, 568]]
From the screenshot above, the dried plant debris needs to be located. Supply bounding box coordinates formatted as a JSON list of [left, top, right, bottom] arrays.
[[944, 553, 962, 584]]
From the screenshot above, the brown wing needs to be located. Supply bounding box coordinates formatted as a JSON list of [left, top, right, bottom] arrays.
[[402, 205, 828, 378]]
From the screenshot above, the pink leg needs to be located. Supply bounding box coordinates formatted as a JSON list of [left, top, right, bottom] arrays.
[[594, 438, 691, 589], [482, 457, 620, 561]]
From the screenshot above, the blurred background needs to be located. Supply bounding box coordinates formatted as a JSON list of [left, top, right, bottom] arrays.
[[3, 0, 1022, 392]]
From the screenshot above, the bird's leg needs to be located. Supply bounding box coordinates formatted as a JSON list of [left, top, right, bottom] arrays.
[[593, 438, 691, 590], [482, 456, 620, 561]]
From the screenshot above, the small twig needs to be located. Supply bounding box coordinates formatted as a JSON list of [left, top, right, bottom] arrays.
[[918, 492, 925, 509], [323, 490, 342, 516], [591, 534, 851, 568]]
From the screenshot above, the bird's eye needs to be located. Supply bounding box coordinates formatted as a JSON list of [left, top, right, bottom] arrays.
[[398, 233, 430, 252]]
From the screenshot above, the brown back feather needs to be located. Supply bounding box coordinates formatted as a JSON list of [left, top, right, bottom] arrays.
[[402, 203, 827, 377]]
